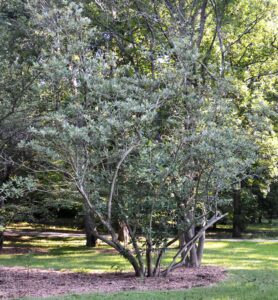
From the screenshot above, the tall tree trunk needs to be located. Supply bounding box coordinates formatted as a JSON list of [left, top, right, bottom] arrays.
[[233, 183, 242, 238], [0, 196, 4, 251], [258, 212, 263, 224], [0, 231, 3, 251], [0, 164, 12, 251], [84, 211, 98, 247]]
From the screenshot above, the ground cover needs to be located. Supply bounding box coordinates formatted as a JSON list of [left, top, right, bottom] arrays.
[[0, 266, 226, 299], [0, 225, 277, 299]]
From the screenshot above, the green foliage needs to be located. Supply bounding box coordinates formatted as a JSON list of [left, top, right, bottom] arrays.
[[0, 0, 277, 277], [0, 176, 35, 199]]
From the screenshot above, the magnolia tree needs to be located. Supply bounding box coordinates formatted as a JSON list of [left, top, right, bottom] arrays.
[[25, 2, 258, 277]]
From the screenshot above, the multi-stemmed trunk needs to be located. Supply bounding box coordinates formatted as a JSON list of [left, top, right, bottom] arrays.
[[162, 213, 227, 276], [83, 212, 226, 278], [180, 228, 205, 268], [79, 178, 226, 277]]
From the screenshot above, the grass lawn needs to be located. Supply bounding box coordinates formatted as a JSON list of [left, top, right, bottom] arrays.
[[6, 222, 81, 233], [1, 231, 278, 300], [210, 219, 278, 239]]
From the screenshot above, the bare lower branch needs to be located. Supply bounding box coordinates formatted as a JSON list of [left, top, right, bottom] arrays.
[[108, 144, 137, 223]]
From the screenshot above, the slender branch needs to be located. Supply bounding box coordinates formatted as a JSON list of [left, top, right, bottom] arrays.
[[210, 0, 225, 77], [153, 237, 179, 276], [108, 144, 137, 223], [126, 221, 145, 274], [226, 15, 265, 52]]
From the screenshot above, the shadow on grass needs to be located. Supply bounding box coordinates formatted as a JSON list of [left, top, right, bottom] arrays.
[[0, 245, 130, 272], [1, 241, 278, 273]]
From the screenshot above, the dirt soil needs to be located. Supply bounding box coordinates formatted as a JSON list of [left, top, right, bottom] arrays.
[[0, 266, 226, 299]]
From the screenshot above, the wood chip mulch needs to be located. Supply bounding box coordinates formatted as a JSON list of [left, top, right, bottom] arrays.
[[0, 266, 227, 299]]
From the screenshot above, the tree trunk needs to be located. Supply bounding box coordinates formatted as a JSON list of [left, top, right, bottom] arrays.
[[197, 232, 205, 265], [84, 211, 97, 247], [233, 184, 242, 238], [258, 212, 263, 224], [180, 225, 199, 268], [179, 232, 186, 261], [185, 229, 199, 267], [0, 196, 4, 250], [0, 231, 3, 251], [117, 222, 130, 246], [114, 243, 143, 277], [163, 213, 228, 276], [146, 240, 153, 277]]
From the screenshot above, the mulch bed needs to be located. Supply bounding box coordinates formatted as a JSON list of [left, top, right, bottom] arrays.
[[0, 266, 226, 299]]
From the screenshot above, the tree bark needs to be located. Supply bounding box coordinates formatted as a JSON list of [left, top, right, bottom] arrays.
[[197, 232, 205, 265], [258, 212, 262, 224], [0, 196, 4, 250], [0, 231, 3, 251], [232, 184, 242, 238], [179, 232, 186, 260], [163, 213, 228, 276], [184, 227, 199, 267], [117, 222, 130, 246], [84, 211, 98, 247], [146, 240, 153, 277], [180, 209, 199, 268], [179, 229, 199, 267]]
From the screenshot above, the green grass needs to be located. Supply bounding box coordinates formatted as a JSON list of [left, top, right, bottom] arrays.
[[7, 222, 81, 232], [46, 241, 278, 300], [247, 219, 278, 234], [206, 220, 278, 239], [1, 233, 278, 300], [2, 237, 121, 272], [47, 268, 278, 300]]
